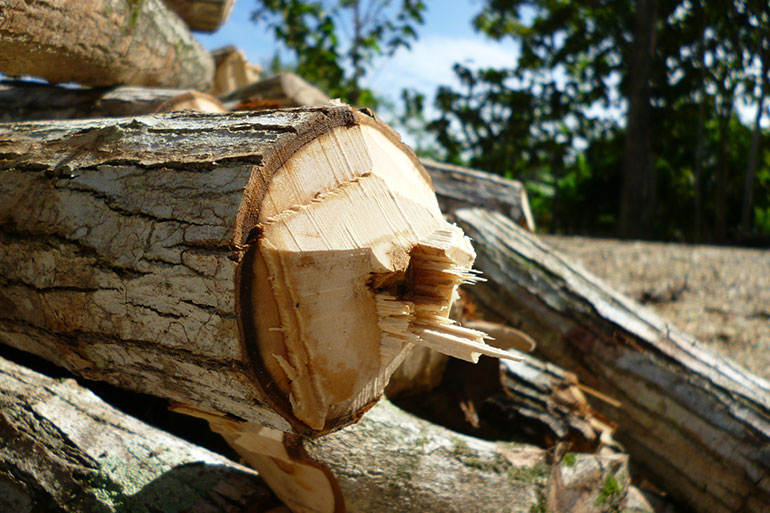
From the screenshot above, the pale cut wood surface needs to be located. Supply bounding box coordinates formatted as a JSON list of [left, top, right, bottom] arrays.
[[0, 355, 274, 513], [454, 208, 770, 513], [162, 0, 235, 31], [0, 0, 214, 89], [211, 46, 262, 96]]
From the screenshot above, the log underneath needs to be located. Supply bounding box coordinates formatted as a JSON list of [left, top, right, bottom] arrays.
[[0, 355, 273, 513], [454, 208, 770, 513], [163, 0, 235, 32], [184, 399, 631, 513], [0, 0, 213, 89]]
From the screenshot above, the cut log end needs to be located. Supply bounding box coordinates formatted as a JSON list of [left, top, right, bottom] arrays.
[[239, 119, 509, 433]]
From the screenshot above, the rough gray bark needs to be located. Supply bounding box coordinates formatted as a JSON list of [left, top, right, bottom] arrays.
[[0, 106, 389, 435], [162, 0, 235, 32], [454, 208, 770, 513], [0, 80, 184, 122], [0, 0, 214, 89], [0, 355, 274, 513], [421, 158, 535, 231]]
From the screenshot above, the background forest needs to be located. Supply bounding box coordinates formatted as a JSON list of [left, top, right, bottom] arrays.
[[250, 0, 770, 244]]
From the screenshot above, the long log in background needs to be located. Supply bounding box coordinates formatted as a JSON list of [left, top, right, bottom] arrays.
[[454, 207, 770, 513], [0, 0, 214, 89]]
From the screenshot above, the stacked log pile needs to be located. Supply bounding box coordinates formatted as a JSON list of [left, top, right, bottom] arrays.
[[0, 2, 768, 513]]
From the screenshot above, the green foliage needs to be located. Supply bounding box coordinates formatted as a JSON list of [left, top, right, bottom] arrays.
[[253, 0, 425, 106], [413, 0, 770, 243]]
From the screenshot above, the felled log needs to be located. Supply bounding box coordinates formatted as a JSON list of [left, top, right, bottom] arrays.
[[0, 81, 188, 121], [178, 397, 632, 513], [421, 158, 535, 231], [0, 106, 515, 437], [454, 208, 770, 513], [211, 46, 262, 96], [163, 0, 235, 32], [0, 355, 275, 513], [223, 72, 331, 109], [0, 0, 214, 89]]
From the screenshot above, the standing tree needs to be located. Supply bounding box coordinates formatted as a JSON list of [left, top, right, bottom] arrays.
[[618, 0, 658, 239], [412, 0, 770, 242], [253, 0, 425, 106]]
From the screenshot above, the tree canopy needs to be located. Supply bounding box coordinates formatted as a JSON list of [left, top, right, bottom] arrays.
[[254, 0, 770, 244]]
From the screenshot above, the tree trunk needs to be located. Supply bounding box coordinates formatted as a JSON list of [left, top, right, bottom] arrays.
[[0, 106, 513, 436], [162, 0, 235, 32], [618, 0, 658, 239], [0, 355, 275, 513], [714, 94, 735, 242], [454, 208, 770, 513], [740, 59, 768, 237], [0, 0, 213, 90], [692, 0, 708, 242], [181, 398, 633, 513]]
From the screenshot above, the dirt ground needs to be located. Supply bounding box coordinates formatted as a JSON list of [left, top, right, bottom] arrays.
[[542, 235, 770, 380]]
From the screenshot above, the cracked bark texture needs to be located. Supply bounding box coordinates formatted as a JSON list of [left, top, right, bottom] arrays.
[[0, 106, 373, 434], [454, 208, 770, 513], [0, 0, 214, 89], [0, 355, 274, 513]]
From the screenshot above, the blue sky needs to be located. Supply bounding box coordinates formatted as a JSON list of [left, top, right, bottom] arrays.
[[196, 1, 519, 113]]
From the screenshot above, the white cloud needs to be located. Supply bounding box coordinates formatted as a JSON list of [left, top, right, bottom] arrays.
[[364, 35, 519, 102]]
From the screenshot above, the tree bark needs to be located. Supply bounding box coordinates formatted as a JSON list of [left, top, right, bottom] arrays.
[[454, 208, 770, 513], [421, 158, 535, 231], [618, 0, 658, 239], [0, 106, 510, 436], [223, 72, 332, 109], [0, 0, 214, 90], [0, 80, 188, 122], [183, 398, 632, 513], [0, 355, 275, 513], [162, 0, 235, 32]]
